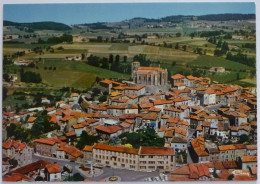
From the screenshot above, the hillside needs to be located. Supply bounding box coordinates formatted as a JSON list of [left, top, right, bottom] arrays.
[[3, 21, 71, 31]]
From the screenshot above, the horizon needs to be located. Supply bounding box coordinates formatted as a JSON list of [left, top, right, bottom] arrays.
[[4, 2, 256, 25]]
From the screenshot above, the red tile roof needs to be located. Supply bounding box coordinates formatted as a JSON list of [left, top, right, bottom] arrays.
[[45, 163, 61, 174], [2, 139, 27, 151], [3, 173, 32, 182], [191, 137, 208, 156], [171, 74, 185, 80], [171, 165, 190, 175], [189, 164, 199, 179], [140, 146, 174, 155], [94, 143, 139, 154], [83, 145, 93, 152], [12, 160, 50, 174], [242, 156, 257, 162], [96, 125, 122, 134], [59, 145, 83, 158], [198, 164, 210, 177]]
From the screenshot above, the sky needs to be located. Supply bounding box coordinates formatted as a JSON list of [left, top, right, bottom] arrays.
[[3, 2, 256, 25]]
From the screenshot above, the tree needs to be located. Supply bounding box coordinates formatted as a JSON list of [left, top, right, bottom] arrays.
[[3, 74, 10, 82], [123, 56, 127, 63], [3, 87, 8, 100], [119, 128, 165, 148], [133, 54, 151, 66], [109, 54, 114, 63], [176, 32, 181, 37], [81, 53, 85, 60], [87, 55, 100, 67], [101, 57, 109, 69], [98, 95, 107, 102], [115, 55, 120, 63], [76, 131, 99, 149], [183, 45, 187, 51], [175, 43, 179, 49], [238, 134, 249, 143]]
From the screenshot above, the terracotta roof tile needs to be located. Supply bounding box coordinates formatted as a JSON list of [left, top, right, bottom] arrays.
[[198, 164, 210, 177], [222, 161, 238, 169], [171, 165, 190, 175], [96, 125, 122, 134], [242, 156, 257, 162], [140, 146, 174, 155], [94, 143, 139, 154], [191, 137, 208, 156], [46, 163, 61, 173], [3, 173, 32, 182], [83, 145, 93, 152], [171, 74, 185, 80], [189, 164, 199, 179]]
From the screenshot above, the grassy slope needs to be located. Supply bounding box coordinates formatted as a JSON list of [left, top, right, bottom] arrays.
[[24, 60, 130, 88], [189, 55, 254, 71]]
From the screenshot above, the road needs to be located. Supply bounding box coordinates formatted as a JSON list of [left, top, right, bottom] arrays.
[[187, 129, 196, 164], [32, 154, 159, 181], [32, 154, 79, 174], [206, 102, 226, 111]]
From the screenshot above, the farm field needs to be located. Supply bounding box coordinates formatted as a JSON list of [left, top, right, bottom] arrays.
[[189, 55, 254, 71]]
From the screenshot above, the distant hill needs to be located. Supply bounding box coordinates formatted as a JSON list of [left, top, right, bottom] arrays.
[[75, 13, 255, 29], [3, 21, 72, 31], [197, 13, 255, 21]]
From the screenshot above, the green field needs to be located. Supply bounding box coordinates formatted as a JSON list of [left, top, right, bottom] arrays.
[[24, 59, 130, 88], [189, 55, 254, 71]]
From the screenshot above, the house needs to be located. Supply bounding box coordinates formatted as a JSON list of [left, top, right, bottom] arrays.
[[190, 137, 209, 163], [209, 67, 225, 73], [241, 156, 257, 170], [83, 145, 93, 162], [139, 146, 175, 172], [218, 145, 236, 162], [56, 144, 83, 162], [96, 125, 122, 139], [170, 136, 187, 153], [72, 123, 85, 137], [141, 112, 159, 131], [44, 163, 61, 182], [34, 137, 60, 157], [92, 143, 175, 172], [99, 79, 125, 94], [14, 59, 32, 66], [246, 145, 257, 156], [2, 139, 33, 167], [3, 173, 32, 182], [207, 148, 220, 162], [26, 116, 37, 129], [124, 85, 146, 96], [65, 55, 82, 61], [10, 160, 51, 181], [41, 97, 51, 104], [92, 143, 139, 170], [171, 74, 185, 88]]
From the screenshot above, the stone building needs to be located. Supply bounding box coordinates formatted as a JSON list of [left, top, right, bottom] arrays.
[[132, 61, 168, 86], [2, 138, 33, 167], [92, 143, 175, 172]]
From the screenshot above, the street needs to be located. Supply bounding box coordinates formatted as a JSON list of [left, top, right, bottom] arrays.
[[32, 154, 159, 181]]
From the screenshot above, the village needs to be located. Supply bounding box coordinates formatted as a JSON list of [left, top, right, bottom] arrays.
[[2, 61, 257, 182]]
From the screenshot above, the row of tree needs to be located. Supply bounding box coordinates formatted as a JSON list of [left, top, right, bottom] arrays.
[[38, 34, 73, 44], [20, 68, 42, 83]]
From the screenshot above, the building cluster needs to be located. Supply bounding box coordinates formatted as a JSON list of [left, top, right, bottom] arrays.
[[2, 63, 257, 181]]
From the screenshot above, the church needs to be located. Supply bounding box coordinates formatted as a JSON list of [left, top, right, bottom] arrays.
[[132, 61, 168, 87]]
